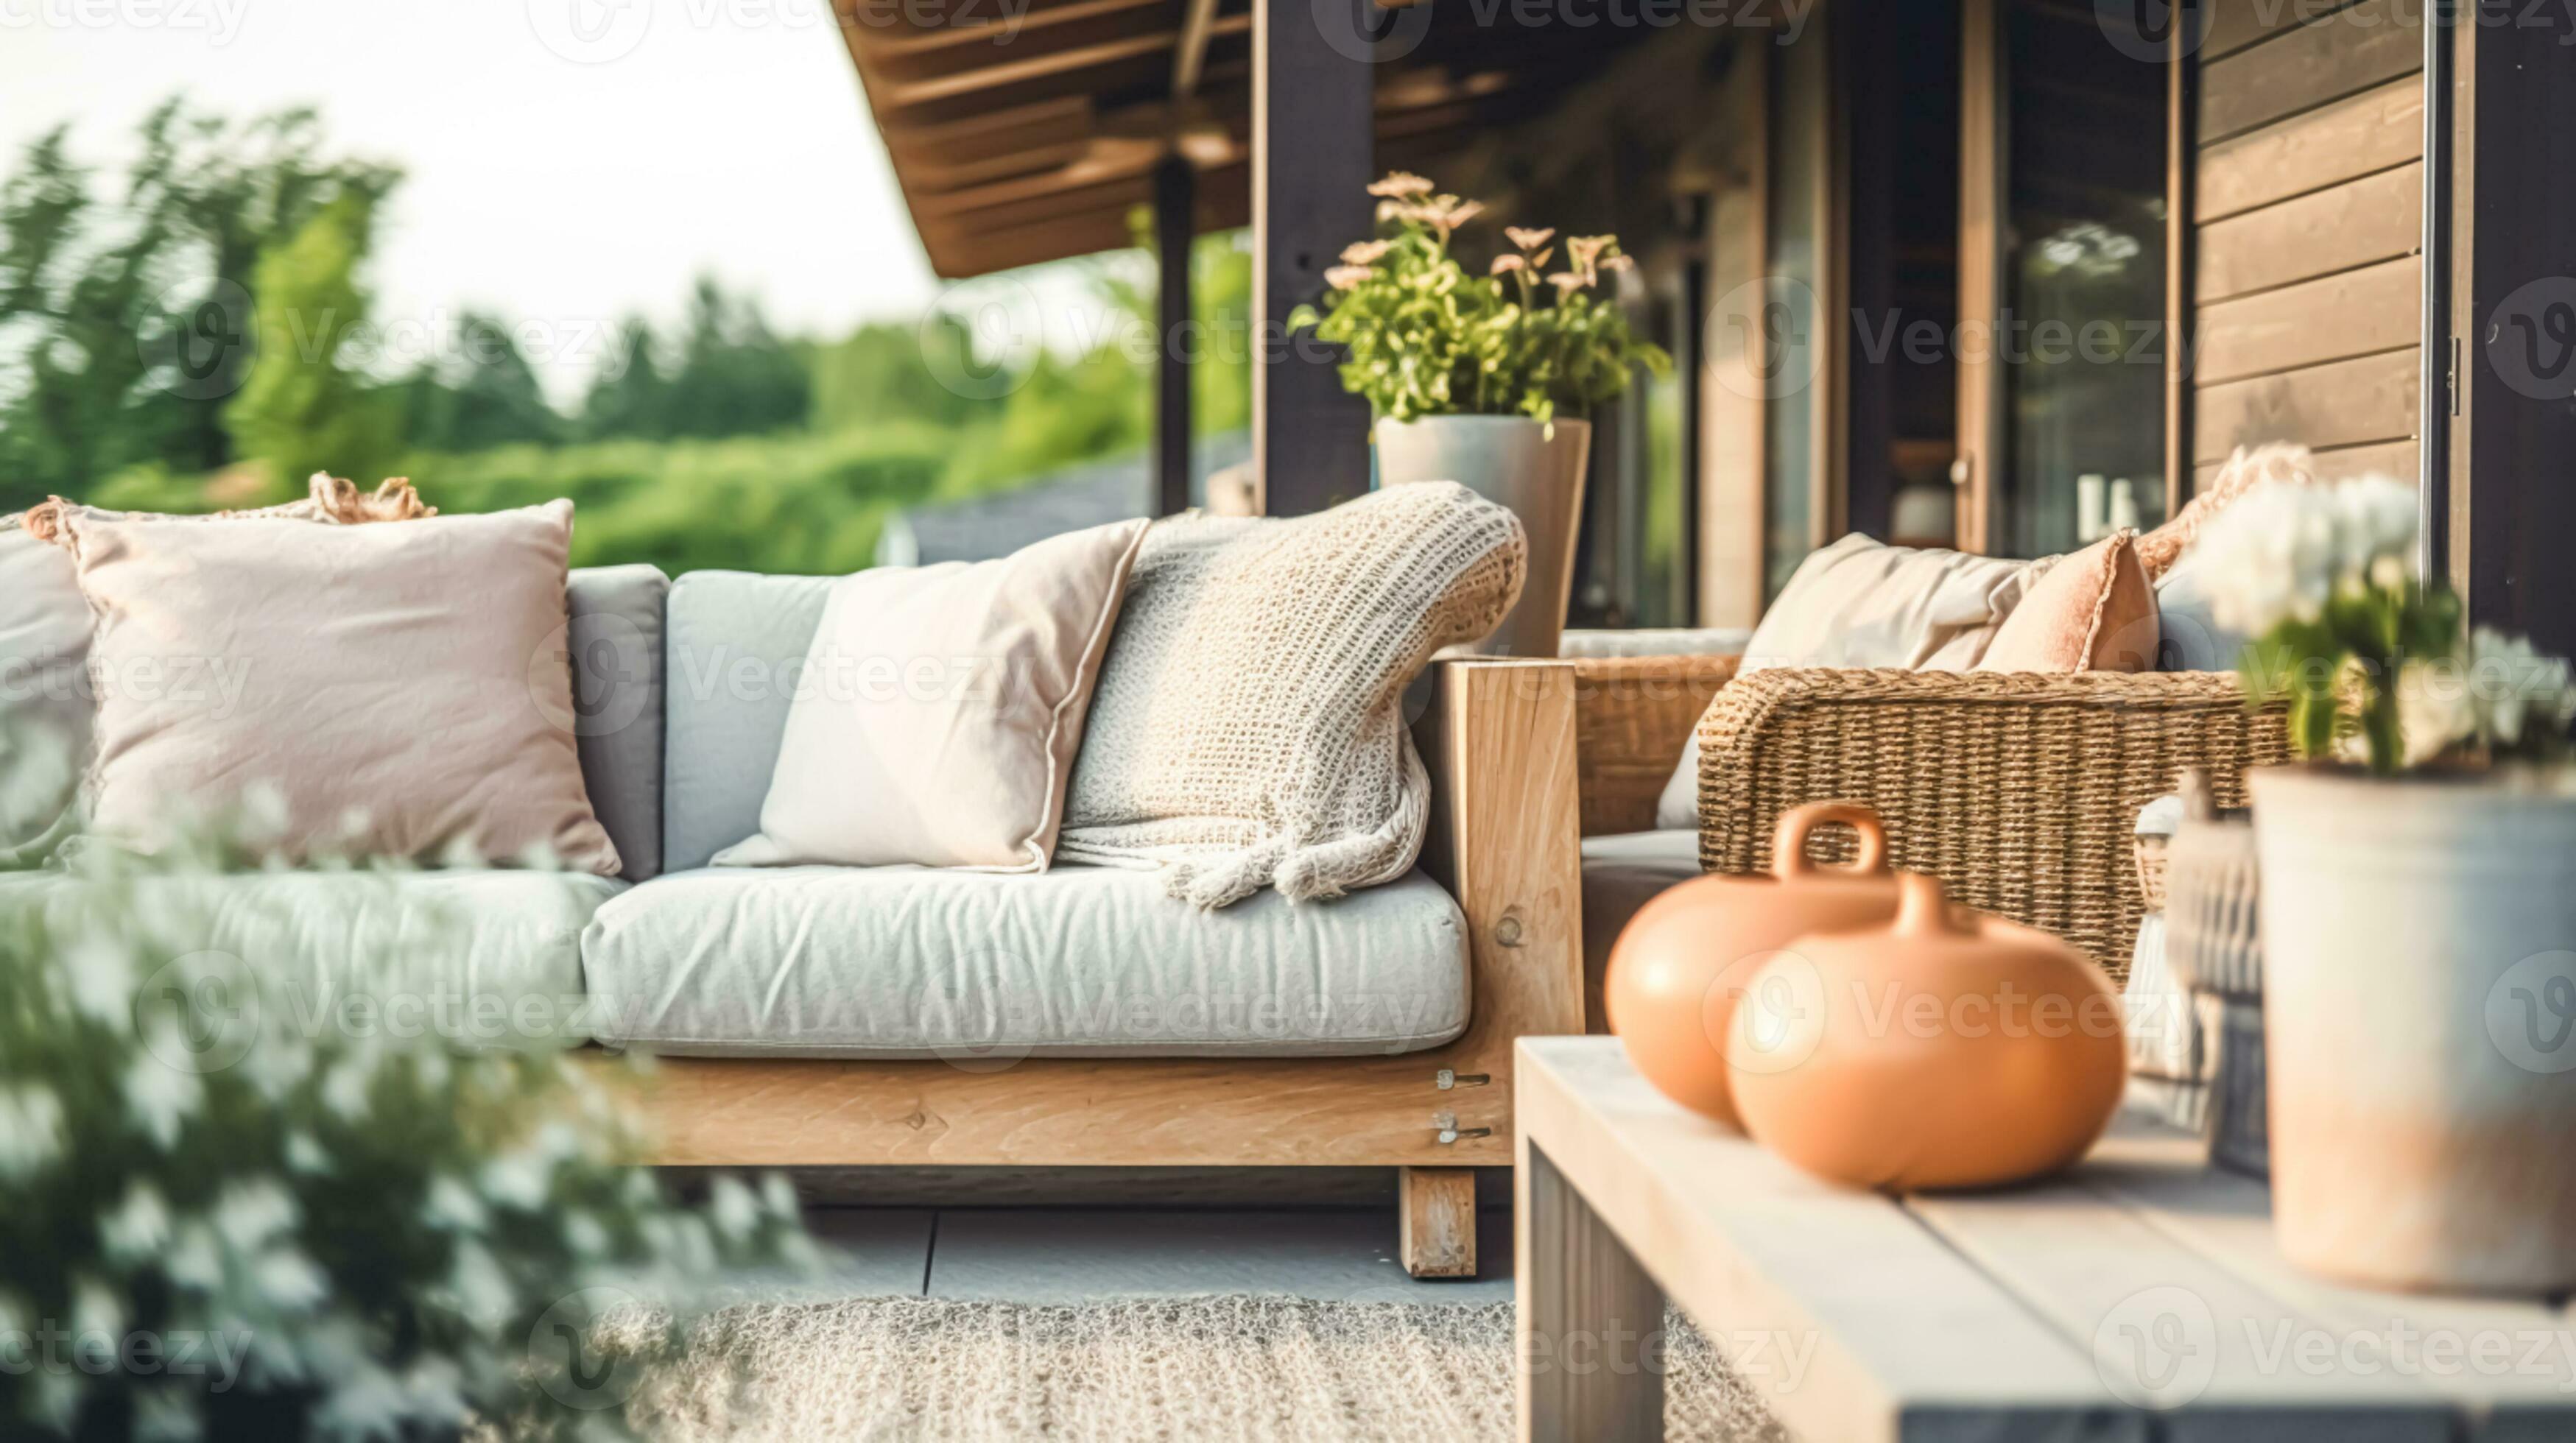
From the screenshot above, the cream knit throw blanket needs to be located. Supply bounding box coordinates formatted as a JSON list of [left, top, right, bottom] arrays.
[[1058, 481, 1525, 908]]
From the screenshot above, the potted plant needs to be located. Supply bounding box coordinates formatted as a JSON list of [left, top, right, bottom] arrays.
[[1291, 172, 1669, 658], [2196, 475, 2576, 1294]]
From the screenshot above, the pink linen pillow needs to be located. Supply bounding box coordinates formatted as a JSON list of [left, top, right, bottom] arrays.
[[57, 500, 620, 872], [1974, 529, 2159, 674], [714, 518, 1151, 871]]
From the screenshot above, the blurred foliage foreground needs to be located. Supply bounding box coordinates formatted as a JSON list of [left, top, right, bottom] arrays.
[[0, 100, 1252, 577], [0, 784, 823, 1439]]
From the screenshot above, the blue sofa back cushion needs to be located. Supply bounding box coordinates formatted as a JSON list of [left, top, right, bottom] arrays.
[[567, 565, 670, 881], [661, 571, 834, 874]]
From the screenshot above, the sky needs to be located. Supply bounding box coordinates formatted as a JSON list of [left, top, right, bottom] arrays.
[[0, 0, 969, 402]]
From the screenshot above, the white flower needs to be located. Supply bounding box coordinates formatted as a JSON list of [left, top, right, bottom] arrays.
[[63, 934, 141, 1027], [709, 1175, 760, 1243], [2193, 474, 2420, 635], [124, 1047, 203, 1149], [424, 1174, 489, 1233], [102, 1182, 175, 1263], [479, 1151, 550, 1213], [0, 1084, 65, 1180], [443, 1241, 516, 1327], [211, 1179, 299, 1253], [2464, 627, 2576, 750], [253, 1246, 329, 1312]]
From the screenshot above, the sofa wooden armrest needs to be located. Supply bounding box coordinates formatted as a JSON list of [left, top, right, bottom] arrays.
[[613, 658, 1585, 1276], [1567, 655, 1742, 836], [1692, 667, 2291, 975]]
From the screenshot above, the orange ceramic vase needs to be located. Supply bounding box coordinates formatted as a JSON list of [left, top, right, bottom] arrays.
[[1604, 802, 1901, 1129], [1727, 871, 2126, 1192]]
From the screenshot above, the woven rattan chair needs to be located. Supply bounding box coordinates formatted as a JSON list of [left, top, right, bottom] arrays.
[[1572, 657, 2291, 977]]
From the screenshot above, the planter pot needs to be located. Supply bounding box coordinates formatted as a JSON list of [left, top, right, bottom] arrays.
[[1375, 415, 1590, 659], [2250, 763, 2576, 1294]]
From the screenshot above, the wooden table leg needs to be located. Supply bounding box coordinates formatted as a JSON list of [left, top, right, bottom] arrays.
[[1518, 1140, 1664, 1442]]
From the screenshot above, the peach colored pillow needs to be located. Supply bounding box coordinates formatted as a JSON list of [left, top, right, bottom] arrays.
[[57, 500, 620, 872], [2136, 442, 2317, 579], [1974, 529, 2158, 674], [714, 518, 1150, 872]]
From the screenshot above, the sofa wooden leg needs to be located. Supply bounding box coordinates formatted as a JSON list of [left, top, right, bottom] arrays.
[[1398, 1166, 1479, 1278]]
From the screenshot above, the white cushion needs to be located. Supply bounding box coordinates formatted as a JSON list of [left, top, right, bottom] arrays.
[[1653, 534, 2049, 830], [580, 864, 1471, 1059], [0, 868, 620, 1046], [714, 519, 1147, 872]]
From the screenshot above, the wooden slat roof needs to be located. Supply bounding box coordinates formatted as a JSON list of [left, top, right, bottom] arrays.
[[834, 0, 1659, 276]]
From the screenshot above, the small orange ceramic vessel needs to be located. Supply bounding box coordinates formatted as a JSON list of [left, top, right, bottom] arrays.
[[1605, 802, 1901, 1129], [1727, 871, 2126, 1193]]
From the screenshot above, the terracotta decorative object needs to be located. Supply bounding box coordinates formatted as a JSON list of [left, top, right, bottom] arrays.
[[1604, 802, 1900, 1129], [1728, 871, 2127, 1192], [2251, 764, 2576, 1294]]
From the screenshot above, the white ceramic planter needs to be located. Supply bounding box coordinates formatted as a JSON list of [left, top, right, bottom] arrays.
[[1374, 415, 1591, 659], [2249, 764, 2576, 1294]]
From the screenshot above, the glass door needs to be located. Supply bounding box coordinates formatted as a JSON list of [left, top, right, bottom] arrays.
[[1956, 0, 2169, 558]]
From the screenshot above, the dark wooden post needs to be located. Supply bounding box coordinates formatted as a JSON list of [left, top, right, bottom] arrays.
[[1153, 154, 1196, 518], [2452, 0, 2576, 657], [1252, 0, 1374, 516]]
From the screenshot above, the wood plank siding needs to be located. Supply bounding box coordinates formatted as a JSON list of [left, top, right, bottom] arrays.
[[2189, 0, 2424, 484]]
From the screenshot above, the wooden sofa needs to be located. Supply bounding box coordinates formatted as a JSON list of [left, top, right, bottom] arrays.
[[619, 658, 1586, 1279]]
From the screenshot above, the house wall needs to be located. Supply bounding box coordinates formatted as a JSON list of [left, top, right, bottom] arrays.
[[2189, 0, 2425, 490]]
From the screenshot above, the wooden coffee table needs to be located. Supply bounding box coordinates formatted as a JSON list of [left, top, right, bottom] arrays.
[[1514, 1036, 2576, 1442]]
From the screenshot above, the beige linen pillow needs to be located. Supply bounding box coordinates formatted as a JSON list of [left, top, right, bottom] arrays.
[[57, 500, 619, 872], [714, 518, 1150, 872], [1651, 534, 2047, 829], [1974, 529, 2160, 674], [1058, 481, 1525, 909]]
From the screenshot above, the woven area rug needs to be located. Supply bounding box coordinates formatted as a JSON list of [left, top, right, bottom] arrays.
[[621, 1296, 1787, 1442]]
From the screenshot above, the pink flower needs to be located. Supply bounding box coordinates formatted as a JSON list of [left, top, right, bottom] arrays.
[[1505, 226, 1555, 252], [1326, 265, 1376, 290], [1367, 171, 1435, 199]]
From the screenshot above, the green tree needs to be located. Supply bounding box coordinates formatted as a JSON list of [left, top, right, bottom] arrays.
[[0, 100, 395, 510], [398, 309, 560, 452], [223, 192, 401, 489], [664, 276, 809, 440], [577, 316, 674, 441], [809, 317, 977, 435]]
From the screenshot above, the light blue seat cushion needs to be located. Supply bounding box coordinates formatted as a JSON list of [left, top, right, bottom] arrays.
[[580, 864, 1471, 1059], [661, 571, 834, 874], [0, 868, 622, 1047]]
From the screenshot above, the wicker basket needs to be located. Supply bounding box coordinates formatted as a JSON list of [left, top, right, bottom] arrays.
[[2166, 797, 2267, 1176]]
